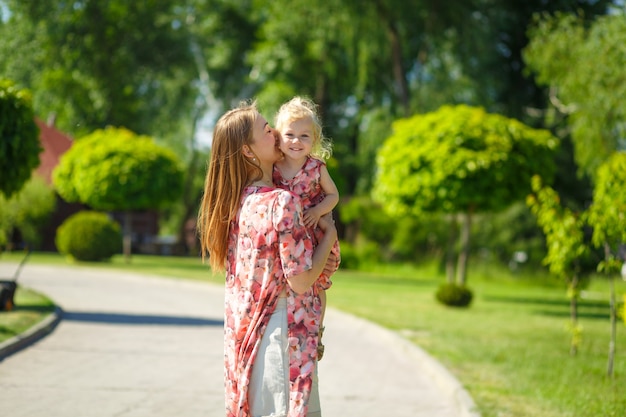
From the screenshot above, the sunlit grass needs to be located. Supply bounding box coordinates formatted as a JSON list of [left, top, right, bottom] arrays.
[[0, 287, 55, 344], [329, 262, 626, 417]]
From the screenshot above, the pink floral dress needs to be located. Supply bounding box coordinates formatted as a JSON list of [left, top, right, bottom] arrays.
[[273, 156, 341, 286], [224, 185, 323, 417]]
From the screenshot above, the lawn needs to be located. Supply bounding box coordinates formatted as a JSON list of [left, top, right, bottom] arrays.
[[0, 286, 55, 344], [0, 252, 624, 416]]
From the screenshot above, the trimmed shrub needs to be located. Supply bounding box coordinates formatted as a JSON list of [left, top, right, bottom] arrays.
[[56, 211, 122, 262], [435, 283, 474, 307]]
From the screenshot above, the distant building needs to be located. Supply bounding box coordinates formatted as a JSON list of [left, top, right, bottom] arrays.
[[34, 118, 73, 185], [33, 118, 85, 251]]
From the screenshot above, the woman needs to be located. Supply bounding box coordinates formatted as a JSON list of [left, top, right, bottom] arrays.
[[197, 101, 337, 417]]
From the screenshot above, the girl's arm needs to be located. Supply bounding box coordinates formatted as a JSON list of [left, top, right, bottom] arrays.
[[303, 165, 339, 228], [287, 213, 337, 294]]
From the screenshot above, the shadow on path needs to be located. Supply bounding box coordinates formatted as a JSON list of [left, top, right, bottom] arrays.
[[62, 311, 224, 326]]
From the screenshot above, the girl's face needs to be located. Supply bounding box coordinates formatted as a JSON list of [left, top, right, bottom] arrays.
[[248, 113, 281, 164], [279, 118, 314, 161]]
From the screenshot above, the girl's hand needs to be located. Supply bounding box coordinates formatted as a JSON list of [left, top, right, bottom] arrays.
[[303, 207, 322, 228]]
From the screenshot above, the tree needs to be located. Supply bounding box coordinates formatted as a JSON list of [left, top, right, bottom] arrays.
[[524, 10, 626, 179], [0, 1, 266, 254], [373, 105, 559, 286], [587, 151, 626, 377], [0, 177, 56, 250], [527, 175, 590, 355], [0, 79, 41, 199], [0, 0, 198, 139], [53, 127, 184, 261]]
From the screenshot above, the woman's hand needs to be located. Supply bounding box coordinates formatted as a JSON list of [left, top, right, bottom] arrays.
[[287, 213, 337, 295], [317, 213, 337, 237]]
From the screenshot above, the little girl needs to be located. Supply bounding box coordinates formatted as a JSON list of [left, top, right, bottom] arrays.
[[273, 96, 341, 360]]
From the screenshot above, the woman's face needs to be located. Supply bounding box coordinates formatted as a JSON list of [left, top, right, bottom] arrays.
[[249, 113, 281, 164]]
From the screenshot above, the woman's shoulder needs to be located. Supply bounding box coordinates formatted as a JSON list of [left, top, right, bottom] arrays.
[[244, 185, 298, 203]]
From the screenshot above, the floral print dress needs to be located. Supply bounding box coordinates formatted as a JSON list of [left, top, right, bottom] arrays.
[[273, 156, 341, 287], [224, 185, 323, 417]]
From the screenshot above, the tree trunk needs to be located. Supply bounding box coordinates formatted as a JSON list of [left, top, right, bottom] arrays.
[[606, 276, 617, 377], [123, 211, 132, 264], [373, 0, 410, 115], [607, 273, 616, 377], [388, 22, 410, 116], [604, 243, 616, 377], [569, 275, 579, 356], [455, 209, 473, 286], [445, 215, 458, 284]]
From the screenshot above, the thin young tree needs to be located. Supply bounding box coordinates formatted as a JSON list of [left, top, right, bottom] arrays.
[[586, 151, 626, 377]]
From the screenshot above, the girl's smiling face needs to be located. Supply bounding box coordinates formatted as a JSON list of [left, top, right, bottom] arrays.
[[279, 117, 314, 161]]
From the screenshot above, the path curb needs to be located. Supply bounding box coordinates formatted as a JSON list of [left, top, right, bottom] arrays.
[[0, 306, 62, 361]]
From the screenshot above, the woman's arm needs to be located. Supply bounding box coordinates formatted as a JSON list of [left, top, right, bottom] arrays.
[[287, 213, 337, 294]]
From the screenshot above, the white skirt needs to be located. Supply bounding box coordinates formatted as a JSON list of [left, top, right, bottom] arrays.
[[249, 297, 321, 417]]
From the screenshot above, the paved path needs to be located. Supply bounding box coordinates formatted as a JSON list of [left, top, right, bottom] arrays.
[[0, 263, 478, 417]]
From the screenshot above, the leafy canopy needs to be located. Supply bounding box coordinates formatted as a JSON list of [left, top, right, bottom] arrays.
[[373, 105, 559, 217], [0, 79, 41, 198], [53, 127, 184, 211], [527, 175, 587, 279], [587, 151, 626, 273], [524, 11, 626, 179]]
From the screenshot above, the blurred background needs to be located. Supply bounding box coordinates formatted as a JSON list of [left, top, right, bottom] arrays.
[[1, 0, 624, 275]]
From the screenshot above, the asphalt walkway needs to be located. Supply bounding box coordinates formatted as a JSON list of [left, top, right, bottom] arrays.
[[0, 263, 479, 417]]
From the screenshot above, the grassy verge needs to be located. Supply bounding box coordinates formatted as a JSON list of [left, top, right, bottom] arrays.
[[1, 252, 624, 416], [332, 263, 626, 417], [0, 286, 56, 344]]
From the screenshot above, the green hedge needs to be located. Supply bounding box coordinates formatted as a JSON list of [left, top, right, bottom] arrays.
[[56, 211, 122, 262]]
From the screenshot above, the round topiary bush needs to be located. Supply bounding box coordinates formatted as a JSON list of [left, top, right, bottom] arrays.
[[56, 211, 122, 262], [435, 283, 474, 307]]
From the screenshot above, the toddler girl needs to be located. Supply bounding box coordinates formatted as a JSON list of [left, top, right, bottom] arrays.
[[273, 96, 341, 360]]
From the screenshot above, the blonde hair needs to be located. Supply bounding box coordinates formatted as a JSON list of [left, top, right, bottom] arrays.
[[275, 96, 332, 161], [197, 101, 262, 271]]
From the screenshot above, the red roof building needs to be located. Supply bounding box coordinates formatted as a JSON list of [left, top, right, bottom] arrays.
[[34, 118, 73, 184]]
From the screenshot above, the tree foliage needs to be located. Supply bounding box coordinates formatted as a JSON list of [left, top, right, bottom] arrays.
[[373, 105, 559, 286], [56, 211, 122, 262], [0, 79, 41, 198], [586, 151, 626, 377], [0, 177, 56, 249], [527, 175, 589, 354], [0, 0, 197, 138], [373, 105, 559, 217], [524, 11, 626, 179], [527, 176, 588, 279], [587, 151, 626, 260], [53, 127, 183, 211]]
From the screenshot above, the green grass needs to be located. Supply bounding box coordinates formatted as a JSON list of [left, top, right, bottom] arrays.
[[331, 264, 626, 417], [1, 252, 625, 416], [0, 286, 56, 343]]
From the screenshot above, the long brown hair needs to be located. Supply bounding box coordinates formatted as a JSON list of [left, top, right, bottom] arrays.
[[197, 101, 262, 271]]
